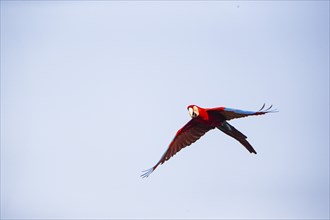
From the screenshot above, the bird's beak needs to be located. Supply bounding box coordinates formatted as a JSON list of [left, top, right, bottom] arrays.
[[188, 107, 194, 118]]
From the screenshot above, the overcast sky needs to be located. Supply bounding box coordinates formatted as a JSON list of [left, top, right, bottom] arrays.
[[1, 1, 329, 219]]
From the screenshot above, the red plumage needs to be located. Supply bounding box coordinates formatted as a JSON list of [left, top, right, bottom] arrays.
[[141, 104, 277, 178]]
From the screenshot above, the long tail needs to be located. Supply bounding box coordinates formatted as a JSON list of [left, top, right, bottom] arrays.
[[217, 122, 257, 154]]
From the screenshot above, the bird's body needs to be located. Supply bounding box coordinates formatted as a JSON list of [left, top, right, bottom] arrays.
[[141, 104, 277, 178]]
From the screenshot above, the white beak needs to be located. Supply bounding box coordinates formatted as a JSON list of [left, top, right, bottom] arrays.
[[188, 107, 194, 118]]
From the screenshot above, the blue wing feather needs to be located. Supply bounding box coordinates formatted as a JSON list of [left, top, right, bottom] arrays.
[[223, 107, 259, 115], [210, 104, 277, 120]]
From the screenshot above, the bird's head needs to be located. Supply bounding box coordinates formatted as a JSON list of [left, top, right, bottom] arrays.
[[187, 105, 199, 118]]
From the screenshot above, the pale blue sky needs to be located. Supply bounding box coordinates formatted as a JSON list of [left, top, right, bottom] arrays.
[[1, 1, 329, 219]]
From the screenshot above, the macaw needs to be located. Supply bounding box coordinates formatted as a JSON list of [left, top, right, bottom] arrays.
[[141, 104, 277, 178]]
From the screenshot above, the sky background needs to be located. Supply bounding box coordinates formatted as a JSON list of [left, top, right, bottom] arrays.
[[1, 1, 329, 219]]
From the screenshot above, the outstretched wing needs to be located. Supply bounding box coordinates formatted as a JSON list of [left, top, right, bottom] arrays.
[[141, 119, 212, 178], [208, 104, 277, 121]]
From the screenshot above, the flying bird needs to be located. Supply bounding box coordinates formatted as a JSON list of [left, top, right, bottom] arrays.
[[141, 104, 277, 178]]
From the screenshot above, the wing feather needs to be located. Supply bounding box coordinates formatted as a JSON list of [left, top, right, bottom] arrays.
[[141, 119, 212, 178], [208, 104, 277, 121]]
